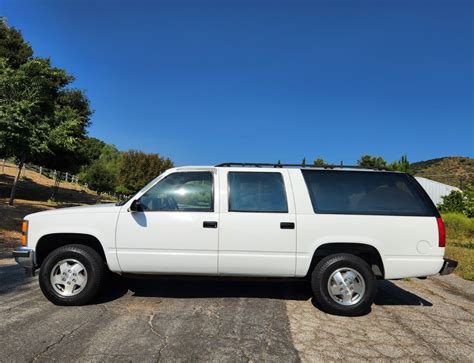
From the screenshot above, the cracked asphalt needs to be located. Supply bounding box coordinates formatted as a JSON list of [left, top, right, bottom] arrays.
[[1, 259, 473, 362]]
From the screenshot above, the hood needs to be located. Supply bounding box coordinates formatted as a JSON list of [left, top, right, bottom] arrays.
[[25, 203, 121, 219]]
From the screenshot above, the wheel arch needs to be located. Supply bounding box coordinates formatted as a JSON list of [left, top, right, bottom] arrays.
[[35, 233, 107, 267], [307, 242, 385, 279]]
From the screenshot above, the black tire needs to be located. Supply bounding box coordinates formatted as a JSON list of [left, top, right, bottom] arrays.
[[311, 253, 376, 316], [39, 244, 105, 306]]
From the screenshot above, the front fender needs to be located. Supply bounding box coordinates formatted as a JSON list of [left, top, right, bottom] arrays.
[[26, 210, 121, 272]]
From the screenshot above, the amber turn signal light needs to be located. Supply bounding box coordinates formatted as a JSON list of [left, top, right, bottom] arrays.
[[21, 220, 28, 246]]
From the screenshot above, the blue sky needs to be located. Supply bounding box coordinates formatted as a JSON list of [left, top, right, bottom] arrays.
[[2, 0, 473, 165]]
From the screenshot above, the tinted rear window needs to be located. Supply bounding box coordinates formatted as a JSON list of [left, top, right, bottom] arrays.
[[302, 170, 436, 216]]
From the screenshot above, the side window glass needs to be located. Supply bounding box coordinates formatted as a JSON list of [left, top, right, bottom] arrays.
[[140, 172, 213, 212], [302, 170, 432, 216], [228, 172, 288, 213]]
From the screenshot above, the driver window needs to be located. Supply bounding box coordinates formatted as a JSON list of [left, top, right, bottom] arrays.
[[140, 172, 213, 212]]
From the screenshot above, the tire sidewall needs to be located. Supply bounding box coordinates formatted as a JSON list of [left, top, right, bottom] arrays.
[[39, 245, 103, 305], [312, 254, 377, 316]]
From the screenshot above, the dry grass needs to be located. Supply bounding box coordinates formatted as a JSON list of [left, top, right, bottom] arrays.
[[443, 213, 474, 281], [445, 243, 473, 281], [1, 163, 100, 202]]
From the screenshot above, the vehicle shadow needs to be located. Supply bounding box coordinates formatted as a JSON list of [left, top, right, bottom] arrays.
[[96, 275, 312, 303], [0, 263, 37, 295], [0, 264, 433, 311], [374, 280, 433, 306], [96, 275, 433, 309]]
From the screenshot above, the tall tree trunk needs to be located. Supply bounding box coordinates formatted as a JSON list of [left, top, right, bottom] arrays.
[[8, 156, 25, 206]]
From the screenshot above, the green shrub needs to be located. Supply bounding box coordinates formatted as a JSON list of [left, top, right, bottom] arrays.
[[441, 212, 474, 241], [438, 187, 474, 218]]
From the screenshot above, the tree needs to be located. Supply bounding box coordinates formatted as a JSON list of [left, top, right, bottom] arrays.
[[81, 159, 117, 195], [79, 137, 107, 166], [0, 18, 33, 69], [78, 143, 121, 194], [0, 20, 92, 204], [313, 158, 326, 167], [0, 57, 91, 204], [118, 150, 174, 194], [33, 136, 104, 173], [357, 155, 388, 169], [388, 155, 412, 174]]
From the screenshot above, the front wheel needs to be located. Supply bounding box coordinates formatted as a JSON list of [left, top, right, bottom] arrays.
[[39, 244, 105, 306], [311, 253, 377, 316]]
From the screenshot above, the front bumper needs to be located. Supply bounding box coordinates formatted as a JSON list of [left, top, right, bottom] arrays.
[[439, 258, 458, 275], [12, 247, 36, 276]]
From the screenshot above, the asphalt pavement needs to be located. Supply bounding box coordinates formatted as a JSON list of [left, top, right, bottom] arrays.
[[1, 259, 473, 362]]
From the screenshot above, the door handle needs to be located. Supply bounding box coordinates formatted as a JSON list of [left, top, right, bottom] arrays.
[[280, 222, 295, 229], [203, 221, 218, 228]]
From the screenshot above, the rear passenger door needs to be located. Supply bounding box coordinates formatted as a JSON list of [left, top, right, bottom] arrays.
[[218, 169, 296, 276]]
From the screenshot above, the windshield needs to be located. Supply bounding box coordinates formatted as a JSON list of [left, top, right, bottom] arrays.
[[115, 175, 162, 206]]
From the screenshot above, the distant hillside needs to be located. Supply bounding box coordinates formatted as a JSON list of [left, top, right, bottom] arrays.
[[412, 156, 474, 189]]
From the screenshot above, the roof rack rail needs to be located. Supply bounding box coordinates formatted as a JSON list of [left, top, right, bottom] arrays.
[[215, 162, 389, 171]]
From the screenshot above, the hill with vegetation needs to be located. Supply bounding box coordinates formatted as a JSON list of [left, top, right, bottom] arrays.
[[412, 156, 474, 189], [0, 163, 114, 258]]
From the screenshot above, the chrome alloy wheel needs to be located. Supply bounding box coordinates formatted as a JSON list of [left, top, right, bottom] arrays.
[[327, 267, 366, 306], [50, 259, 88, 297]]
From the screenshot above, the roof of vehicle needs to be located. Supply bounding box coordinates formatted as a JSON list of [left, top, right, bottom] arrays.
[[172, 163, 400, 173]]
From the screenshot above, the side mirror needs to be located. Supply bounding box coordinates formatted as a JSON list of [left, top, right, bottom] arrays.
[[128, 199, 142, 212]]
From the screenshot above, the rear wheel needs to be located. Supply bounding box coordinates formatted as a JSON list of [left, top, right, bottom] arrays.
[[39, 244, 105, 305], [311, 253, 376, 316]]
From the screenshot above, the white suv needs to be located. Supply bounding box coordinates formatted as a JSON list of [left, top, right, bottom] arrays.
[[13, 163, 457, 315]]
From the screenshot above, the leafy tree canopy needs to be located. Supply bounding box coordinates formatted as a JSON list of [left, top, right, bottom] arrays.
[[313, 158, 326, 167], [0, 58, 89, 161], [118, 150, 174, 194], [389, 155, 412, 174], [78, 143, 120, 194], [81, 159, 117, 195], [357, 155, 388, 169], [33, 136, 105, 173], [0, 18, 33, 68], [79, 137, 107, 165]]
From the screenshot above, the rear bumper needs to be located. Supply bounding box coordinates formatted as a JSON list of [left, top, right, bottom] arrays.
[[439, 258, 458, 275], [12, 247, 36, 276]]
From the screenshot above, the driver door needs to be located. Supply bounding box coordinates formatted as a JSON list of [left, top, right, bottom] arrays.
[[115, 170, 219, 274]]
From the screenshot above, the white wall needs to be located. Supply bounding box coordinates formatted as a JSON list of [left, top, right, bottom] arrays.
[[415, 177, 460, 206]]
